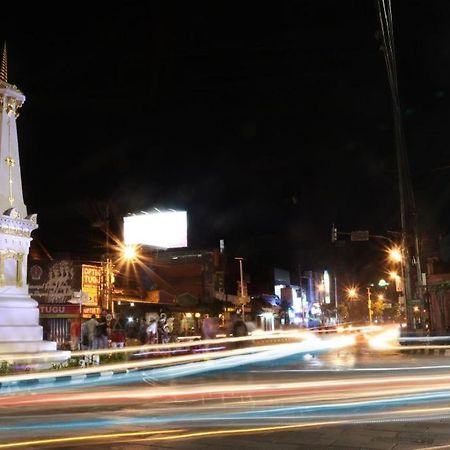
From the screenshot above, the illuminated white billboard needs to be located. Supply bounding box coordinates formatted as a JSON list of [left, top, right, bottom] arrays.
[[123, 211, 188, 249]]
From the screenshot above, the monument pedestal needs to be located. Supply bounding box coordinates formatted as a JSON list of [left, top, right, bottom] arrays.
[[0, 291, 70, 370]]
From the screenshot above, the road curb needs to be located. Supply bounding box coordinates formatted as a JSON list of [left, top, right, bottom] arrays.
[[0, 367, 127, 390]]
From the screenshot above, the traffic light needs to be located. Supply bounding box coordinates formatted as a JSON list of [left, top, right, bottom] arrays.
[[331, 225, 338, 242]]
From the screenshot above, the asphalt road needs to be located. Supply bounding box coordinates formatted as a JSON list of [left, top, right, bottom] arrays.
[[2, 336, 450, 449]]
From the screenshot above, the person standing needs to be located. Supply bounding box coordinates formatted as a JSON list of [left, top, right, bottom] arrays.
[[138, 319, 148, 345], [110, 313, 126, 348], [146, 317, 158, 344], [70, 319, 81, 351], [158, 312, 170, 344], [80, 320, 89, 350], [85, 314, 98, 349], [201, 314, 218, 340], [94, 310, 109, 349]]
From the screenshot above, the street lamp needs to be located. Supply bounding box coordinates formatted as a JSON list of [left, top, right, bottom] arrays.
[[389, 270, 403, 295], [235, 257, 245, 321], [346, 286, 358, 301], [345, 286, 358, 323], [387, 245, 408, 325], [346, 285, 372, 325], [110, 242, 142, 314], [387, 246, 403, 264], [387, 246, 404, 283], [123, 244, 138, 262], [389, 270, 399, 280]]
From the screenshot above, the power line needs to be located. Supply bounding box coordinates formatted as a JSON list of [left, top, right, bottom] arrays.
[[376, 0, 424, 330]]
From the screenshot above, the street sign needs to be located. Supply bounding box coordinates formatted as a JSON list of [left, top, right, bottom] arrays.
[[406, 298, 421, 305], [350, 230, 369, 241]]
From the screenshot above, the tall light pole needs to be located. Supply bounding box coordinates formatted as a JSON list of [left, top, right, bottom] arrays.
[[334, 275, 338, 323], [235, 257, 245, 321], [92, 201, 113, 312], [298, 267, 310, 327], [367, 286, 373, 325], [103, 258, 113, 312], [103, 201, 111, 312]]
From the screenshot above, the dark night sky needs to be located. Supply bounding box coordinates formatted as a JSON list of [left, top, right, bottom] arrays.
[[2, 1, 450, 284]]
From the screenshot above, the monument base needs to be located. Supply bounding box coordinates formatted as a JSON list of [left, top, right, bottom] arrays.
[[0, 341, 70, 371], [0, 291, 71, 371]]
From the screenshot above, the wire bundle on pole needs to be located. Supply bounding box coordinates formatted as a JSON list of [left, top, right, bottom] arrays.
[[376, 0, 424, 329]]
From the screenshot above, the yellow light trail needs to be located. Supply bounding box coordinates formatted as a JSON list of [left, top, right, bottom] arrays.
[[0, 422, 349, 448], [142, 420, 348, 441], [0, 429, 184, 449]]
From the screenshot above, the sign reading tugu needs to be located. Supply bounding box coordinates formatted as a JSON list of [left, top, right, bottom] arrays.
[[39, 304, 80, 318]]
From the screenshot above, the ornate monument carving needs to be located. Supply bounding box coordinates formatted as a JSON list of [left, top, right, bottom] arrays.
[[0, 44, 69, 368]]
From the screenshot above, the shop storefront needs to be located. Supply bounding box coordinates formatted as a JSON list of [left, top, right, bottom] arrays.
[[39, 304, 80, 349], [29, 260, 103, 349]]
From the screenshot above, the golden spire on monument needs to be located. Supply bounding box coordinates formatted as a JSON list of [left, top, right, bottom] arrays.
[[0, 42, 7, 83], [0, 42, 26, 217]]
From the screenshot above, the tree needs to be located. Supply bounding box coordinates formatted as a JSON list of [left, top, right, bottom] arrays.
[[337, 302, 349, 322], [320, 302, 336, 324], [372, 298, 385, 321]]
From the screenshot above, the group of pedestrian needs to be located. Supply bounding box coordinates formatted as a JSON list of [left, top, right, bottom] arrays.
[[80, 309, 110, 350], [138, 313, 172, 345], [75, 311, 222, 349]]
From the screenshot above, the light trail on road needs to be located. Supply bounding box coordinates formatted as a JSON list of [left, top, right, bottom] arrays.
[[0, 333, 354, 394], [3, 325, 450, 448]]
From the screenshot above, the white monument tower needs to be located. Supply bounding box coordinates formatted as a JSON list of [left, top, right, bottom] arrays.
[[0, 45, 69, 367]]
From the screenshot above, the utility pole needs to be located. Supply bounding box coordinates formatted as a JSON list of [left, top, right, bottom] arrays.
[[298, 265, 305, 327], [103, 202, 113, 312], [334, 275, 338, 323], [377, 0, 423, 331], [235, 257, 245, 321]]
